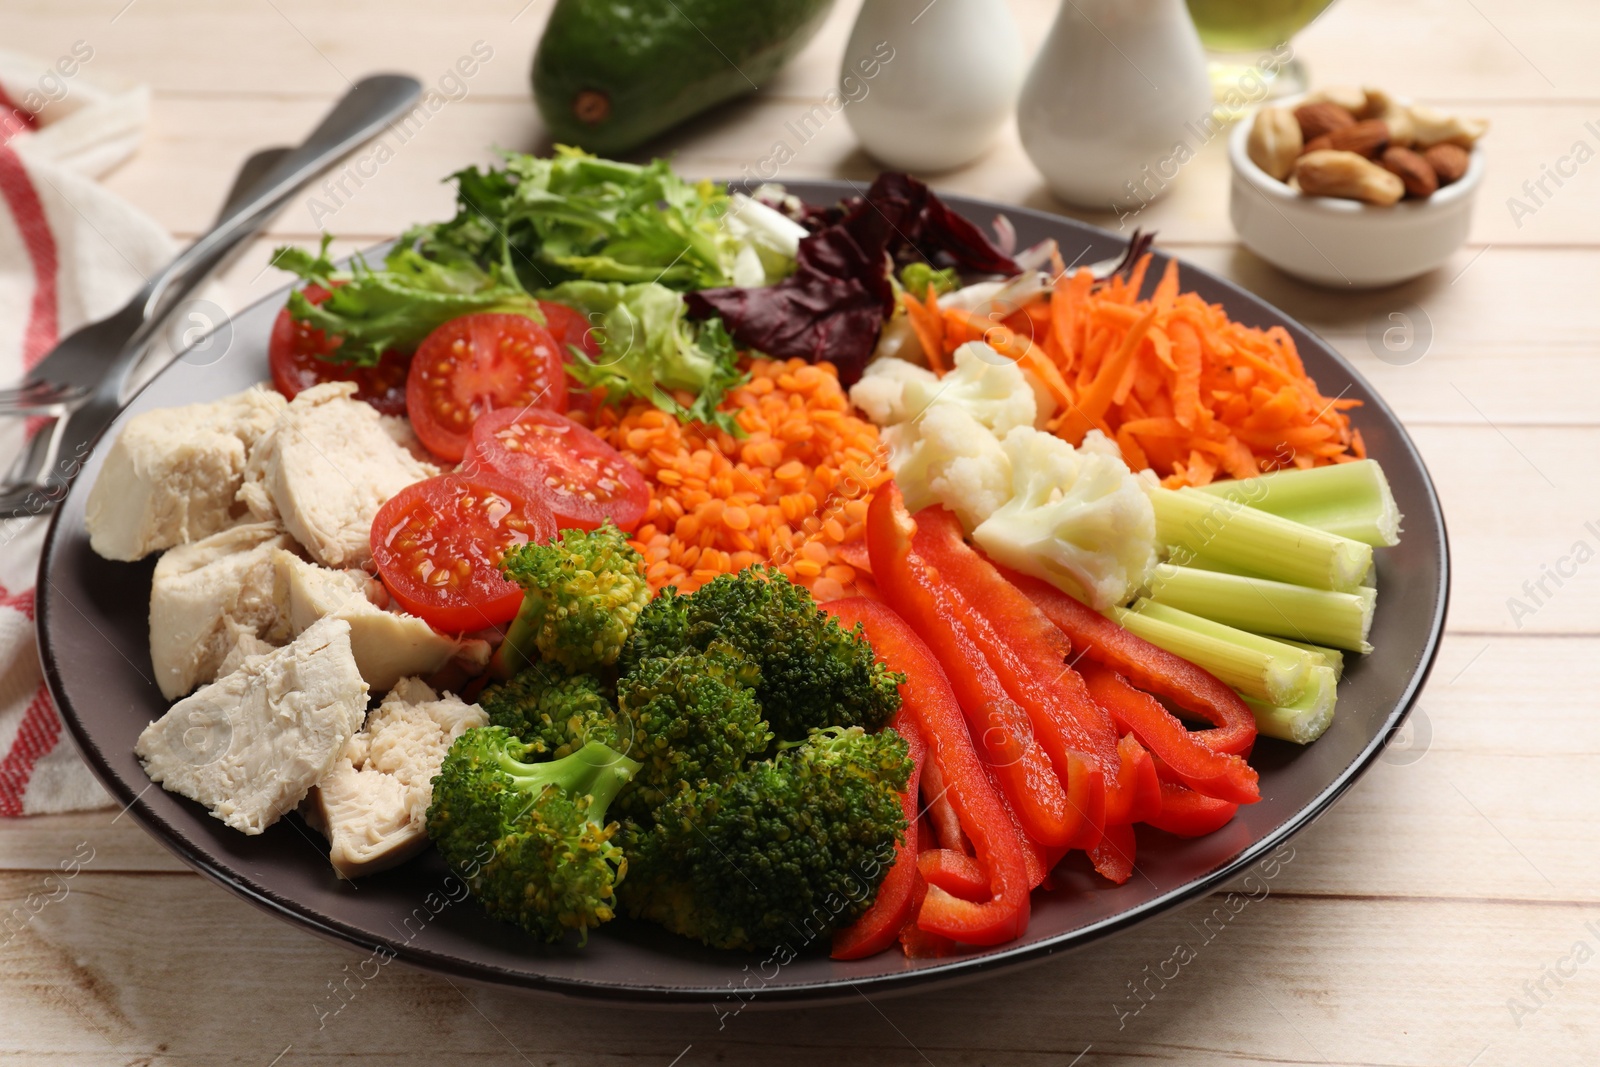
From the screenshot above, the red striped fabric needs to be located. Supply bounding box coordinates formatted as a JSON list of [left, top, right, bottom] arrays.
[[0, 81, 65, 816]]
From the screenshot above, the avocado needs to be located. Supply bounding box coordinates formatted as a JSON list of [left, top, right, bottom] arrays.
[[533, 0, 836, 155]]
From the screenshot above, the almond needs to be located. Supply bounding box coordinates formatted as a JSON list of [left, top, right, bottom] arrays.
[[1305, 85, 1369, 116], [1294, 101, 1357, 142], [1327, 119, 1390, 159], [1247, 107, 1303, 181], [1295, 149, 1405, 206], [1304, 134, 1333, 154], [1380, 146, 1438, 198], [1422, 142, 1471, 185]]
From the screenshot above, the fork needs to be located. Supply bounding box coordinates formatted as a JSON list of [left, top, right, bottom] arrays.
[[0, 74, 422, 520], [0, 144, 292, 420]]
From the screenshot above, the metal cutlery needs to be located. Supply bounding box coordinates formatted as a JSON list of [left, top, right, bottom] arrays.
[[0, 73, 422, 520]]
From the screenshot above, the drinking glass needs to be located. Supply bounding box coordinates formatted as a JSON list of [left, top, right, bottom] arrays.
[[1184, 0, 1337, 102]]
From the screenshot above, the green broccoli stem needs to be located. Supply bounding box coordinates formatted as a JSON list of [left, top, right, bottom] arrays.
[[501, 741, 642, 824], [489, 611, 541, 680]]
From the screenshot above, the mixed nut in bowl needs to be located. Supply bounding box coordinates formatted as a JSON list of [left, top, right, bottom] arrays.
[[1228, 87, 1487, 288]]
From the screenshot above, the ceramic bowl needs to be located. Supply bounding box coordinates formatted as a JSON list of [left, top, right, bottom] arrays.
[[1228, 103, 1485, 288]]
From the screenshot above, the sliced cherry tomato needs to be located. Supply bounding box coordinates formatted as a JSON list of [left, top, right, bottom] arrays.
[[538, 300, 602, 362], [268, 284, 411, 415], [406, 313, 569, 461], [464, 407, 650, 532], [369, 472, 555, 632]]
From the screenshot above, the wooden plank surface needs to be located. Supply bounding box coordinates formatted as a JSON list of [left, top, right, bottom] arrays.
[[5, 0, 1597, 1063]]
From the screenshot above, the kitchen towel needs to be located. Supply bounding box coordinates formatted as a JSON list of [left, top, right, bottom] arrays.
[[0, 49, 174, 814]]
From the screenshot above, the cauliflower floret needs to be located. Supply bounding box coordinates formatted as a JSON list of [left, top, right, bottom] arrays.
[[884, 404, 1013, 529], [1019, 369, 1059, 429], [848, 357, 940, 427], [902, 342, 1038, 436], [972, 428, 1157, 611]]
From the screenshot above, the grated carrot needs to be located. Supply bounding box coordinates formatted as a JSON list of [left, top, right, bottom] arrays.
[[919, 254, 1363, 487], [578, 358, 890, 597]]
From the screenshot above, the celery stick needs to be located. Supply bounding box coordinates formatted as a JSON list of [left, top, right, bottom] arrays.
[[1135, 600, 1321, 662], [1150, 486, 1373, 592], [1190, 460, 1401, 547], [1110, 601, 1311, 706], [1243, 665, 1337, 744], [1145, 563, 1375, 652], [1277, 638, 1345, 681]]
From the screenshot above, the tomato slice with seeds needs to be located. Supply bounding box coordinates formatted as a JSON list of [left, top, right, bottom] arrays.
[[268, 284, 412, 415], [369, 472, 556, 632], [405, 313, 568, 462], [538, 300, 602, 362], [465, 407, 650, 533]]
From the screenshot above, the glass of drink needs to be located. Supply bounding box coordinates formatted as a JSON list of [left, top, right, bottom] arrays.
[[1184, 0, 1338, 103]]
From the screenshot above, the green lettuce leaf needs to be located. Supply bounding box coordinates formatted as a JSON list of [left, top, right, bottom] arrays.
[[270, 148, 791, 429], [273, 235, 539, 365], [413, 147, 747, 293], [547, 280, 746, 437]]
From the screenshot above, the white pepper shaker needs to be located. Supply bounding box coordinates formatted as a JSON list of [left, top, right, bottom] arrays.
[[1018, 0, 1215, 209], [841, 0, 1024, 173]]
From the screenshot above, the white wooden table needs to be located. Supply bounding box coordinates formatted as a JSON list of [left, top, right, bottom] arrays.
[[6, 1, 1599, 1062]]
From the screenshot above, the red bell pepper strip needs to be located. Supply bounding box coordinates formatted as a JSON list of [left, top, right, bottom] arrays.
[[898, 875, 958, 958], [916, 813, 940, 854], [918, 849, 990, 902], [1000, 565, 1257, 757], [1078, 660, 1259, 805], [831, 716, 926, 960], [1088, 822, 1138, 885], [983, 764, 1055, 890], [823, 592, 1031, 946], [836, 538, 873, 576], [865, 488, 1085, 849], [912, 507, 1134, 837], [1147, 781, 1240, 837], [918, 752, 971, 854], [1105, 733, 1163, 826]]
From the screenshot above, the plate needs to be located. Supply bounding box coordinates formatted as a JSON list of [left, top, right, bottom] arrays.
[[37, 181, 1449, 1006]]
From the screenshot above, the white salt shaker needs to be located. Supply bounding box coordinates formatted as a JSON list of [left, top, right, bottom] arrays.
[[1018, 0, 1215, 210], [841, 0, 1024, 173]]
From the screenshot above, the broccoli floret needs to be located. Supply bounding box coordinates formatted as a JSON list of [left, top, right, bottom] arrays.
[[622, 725, 912, 950], [614, 641, 772, 820], [621, 568, 903, 741], [492, 523, 651, 677], [427, 727, 640, 943], [616, 585, 689, 672], [480, 666, 620, 758]]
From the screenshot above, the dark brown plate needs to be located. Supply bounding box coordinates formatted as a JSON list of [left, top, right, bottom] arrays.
[[37, 182, 1448, 1006]]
